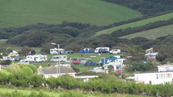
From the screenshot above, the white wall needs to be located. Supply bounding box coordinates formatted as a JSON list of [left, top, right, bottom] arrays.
[[43, 73, 76, 78], [135, 72, 173, 85]]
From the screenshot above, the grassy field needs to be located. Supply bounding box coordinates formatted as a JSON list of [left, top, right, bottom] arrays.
[[94, 12, 173, 36], [0, 0, 142, 28], [0, 87, 151, 97], [120, 24, 173, 40], [0, 39, 116, 73], [34, 53, 116, 72]]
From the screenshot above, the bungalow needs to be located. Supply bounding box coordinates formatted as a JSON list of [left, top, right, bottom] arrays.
[[134, 72, 173, 85], [127, 65, 173, 85], [37, 66, 76, 78]]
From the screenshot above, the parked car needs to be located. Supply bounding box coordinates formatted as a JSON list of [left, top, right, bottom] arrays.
[[67, 50, 73, 54], [109, 49, 121, 54]]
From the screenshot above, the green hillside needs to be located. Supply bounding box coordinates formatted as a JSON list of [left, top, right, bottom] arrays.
[[0, 0, 142, 28], [94, 12, 173, 36], [120, 24, 173, 40]]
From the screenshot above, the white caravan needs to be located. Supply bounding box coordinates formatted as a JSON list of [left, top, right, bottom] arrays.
[[95, 47, 110, 53], [26, 54, 47, 62], [50, 48, 65, 54], [51, 55, 67, 62]]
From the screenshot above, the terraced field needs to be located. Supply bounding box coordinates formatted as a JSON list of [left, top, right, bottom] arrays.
[[120, 24, 173, 40], [94, 12, 173, 36]]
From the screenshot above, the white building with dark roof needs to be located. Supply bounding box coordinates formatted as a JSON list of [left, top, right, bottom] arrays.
[[37, 66, 76, 78]]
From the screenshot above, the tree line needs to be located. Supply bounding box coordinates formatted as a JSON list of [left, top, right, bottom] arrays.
[[0, 63, 173, 97], [102, 0, 173, 15], [3, 17, 173, 49]]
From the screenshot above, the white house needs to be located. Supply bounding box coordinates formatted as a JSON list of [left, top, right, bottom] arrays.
[[26, 54, 47, 62], [134, 72, 173, 85], [37, 66, 76, 78], [145, 48, 158, 61], [103, 59, 125, 71], [50, 48, 65, 54]]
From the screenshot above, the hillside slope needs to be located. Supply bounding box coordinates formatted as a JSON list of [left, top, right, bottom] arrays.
[[94, 12, 173, 36], [120, 24, 173, 40], [0, 0, 142, 28]]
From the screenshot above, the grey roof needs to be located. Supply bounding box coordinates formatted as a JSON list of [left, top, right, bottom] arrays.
[[38, 66, 76, 74]]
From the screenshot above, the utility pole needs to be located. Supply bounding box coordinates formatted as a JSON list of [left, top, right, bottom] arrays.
[[51, 43, 60, 75]]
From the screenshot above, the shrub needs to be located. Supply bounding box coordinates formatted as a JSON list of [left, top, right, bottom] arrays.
[[0, 60, 12, 65]]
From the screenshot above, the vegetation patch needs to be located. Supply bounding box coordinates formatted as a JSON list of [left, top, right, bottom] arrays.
[[94, 12, 173, 36], [120, 24, 173, 40], [0, 0, 141, 28]]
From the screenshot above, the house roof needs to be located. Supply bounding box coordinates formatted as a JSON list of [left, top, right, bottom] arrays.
[[38, 66, 76, 74]]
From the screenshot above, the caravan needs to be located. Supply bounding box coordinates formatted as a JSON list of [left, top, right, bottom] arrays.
[[50, 48, 65, 54], [26, 54, 47, 62], [50, 55, 67, 62]]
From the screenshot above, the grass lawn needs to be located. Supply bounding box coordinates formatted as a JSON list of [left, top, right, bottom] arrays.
[[67, 53, 115, 62], [0, 88, 61, 97], [120, 24, 173, 40], [94, 12, 173, 36], [33, 53, 116, 72], [0, 0, 141, 28], [0, 87, 151, 97]]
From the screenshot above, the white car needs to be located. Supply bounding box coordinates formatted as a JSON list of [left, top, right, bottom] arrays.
[[109, 49, 121, 54]]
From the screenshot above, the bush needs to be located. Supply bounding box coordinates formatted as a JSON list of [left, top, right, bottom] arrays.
[[58, 74, 80, 89], [125, 61, 155, 72], [0, 72, 9, 85], [0, 60, 12, 65]]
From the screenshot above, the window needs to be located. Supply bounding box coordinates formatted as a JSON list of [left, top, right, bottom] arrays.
[[156, 74, 158, 79]]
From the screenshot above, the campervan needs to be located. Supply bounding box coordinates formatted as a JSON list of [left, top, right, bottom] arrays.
[[51, 55, 67, 62], [95, 47, 110, 53], [50, 48, 65, 54], [26, 54, 47, 62]]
